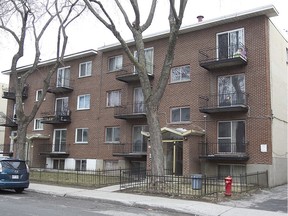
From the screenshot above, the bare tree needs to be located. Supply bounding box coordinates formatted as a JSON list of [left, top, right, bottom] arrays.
[[84, 0, 187, 176], [0, 0, 85, 160]]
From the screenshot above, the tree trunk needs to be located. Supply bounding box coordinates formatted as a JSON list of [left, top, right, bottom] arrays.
[[15, 123, 28, 160], [146, 103, 164, 176]]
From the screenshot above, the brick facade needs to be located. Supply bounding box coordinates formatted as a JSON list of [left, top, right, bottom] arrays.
[[1, 6, 287, 186]]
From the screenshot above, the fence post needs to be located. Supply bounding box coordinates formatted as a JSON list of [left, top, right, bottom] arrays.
[[57, 168, 59, 184], [119, 168, 122, 190]]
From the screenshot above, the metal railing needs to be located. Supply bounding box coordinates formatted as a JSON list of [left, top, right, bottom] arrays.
[[199, 142, 249, 157], [112, 143, 147, 155], [41, 109, 71, 123], [199, 93, 248, 109], [119, 170, 268, 199], [199, 44, 247, 63], [30, 168, 129, 188], [36, 143, 70, 154], [114, 103, 146, 116]]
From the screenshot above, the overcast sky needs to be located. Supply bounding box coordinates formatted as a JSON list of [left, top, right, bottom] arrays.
[[0, 0, 287, 84]]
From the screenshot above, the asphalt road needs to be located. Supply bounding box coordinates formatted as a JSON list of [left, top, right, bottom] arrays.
[[0, 189, 193, 216]]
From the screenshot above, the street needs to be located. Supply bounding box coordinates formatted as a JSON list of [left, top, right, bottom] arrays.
[[0, 189, 193, 216]]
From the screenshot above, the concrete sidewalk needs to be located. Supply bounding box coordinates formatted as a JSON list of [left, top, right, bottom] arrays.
[[28, 183, 287, 216]]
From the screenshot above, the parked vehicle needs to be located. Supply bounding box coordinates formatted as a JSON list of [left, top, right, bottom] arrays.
[[0, 157, 29, 193]]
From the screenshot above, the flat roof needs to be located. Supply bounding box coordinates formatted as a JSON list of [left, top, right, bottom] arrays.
[[98, 4, 278, 52], [2, 49, 97, 74]]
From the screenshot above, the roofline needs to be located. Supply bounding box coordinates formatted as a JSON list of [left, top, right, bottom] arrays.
[[98, 4, 278, 52], [2, 49, 98, 74]]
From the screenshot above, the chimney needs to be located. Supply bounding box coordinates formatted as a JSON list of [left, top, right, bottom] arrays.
[[197, 15, 204, 22]]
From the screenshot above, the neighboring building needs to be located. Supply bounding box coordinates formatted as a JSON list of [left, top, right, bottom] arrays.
[[1, 5, 287, 186], [0, 83, 8, 155]]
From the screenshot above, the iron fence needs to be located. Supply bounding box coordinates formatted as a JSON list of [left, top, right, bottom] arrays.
[[119, 170, 268, 198], [30, 167, 128, 187]]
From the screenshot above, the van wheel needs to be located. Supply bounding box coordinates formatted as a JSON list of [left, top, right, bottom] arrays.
[[15, 188, 24, 193]]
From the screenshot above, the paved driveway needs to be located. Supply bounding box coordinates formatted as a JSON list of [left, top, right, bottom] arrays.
[[220, 184, 288, 214]]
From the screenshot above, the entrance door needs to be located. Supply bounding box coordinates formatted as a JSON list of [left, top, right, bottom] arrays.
[[163, 141, 183, 176], [53, 129, 67, 152]]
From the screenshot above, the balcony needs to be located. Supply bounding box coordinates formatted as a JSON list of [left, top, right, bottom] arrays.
[[112, 143, 147, 158], [114, 103, 146, 120], [47, 79, 74, 94], [0, 113, 17, 128], [199, 93, 249, 114], [199, 142, 249, 161], [2, 85, 29, 100], [198, 44, 247, 70], [41, 110, 71, 125], [38, 143, 69, 158], [115, 64, 154, 83]]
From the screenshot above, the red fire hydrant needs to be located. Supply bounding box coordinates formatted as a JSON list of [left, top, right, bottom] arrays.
[[224, 176, 232, 196]]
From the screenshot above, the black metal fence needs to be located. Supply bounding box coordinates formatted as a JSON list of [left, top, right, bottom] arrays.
[[30, 168, 125, 188], [30, 167, 268, 198], [119, 170, 268, 199]]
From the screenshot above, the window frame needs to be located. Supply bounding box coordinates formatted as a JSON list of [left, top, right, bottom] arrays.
[[77, 94, 90, 110], [34, 118, 44, 131], [170, 65, 191, 83], [75, 128, 89, 144], [170, 107, 190, 123], [105, 126, 120, 143], [79, 61, 92, 78], [35, 89, 43, 101], [106, 90, 121, 107], [216, 28, 245, 59], [75, 159, 87, 171], [108, 55, 123, 72], [217, 120, 246, 153]]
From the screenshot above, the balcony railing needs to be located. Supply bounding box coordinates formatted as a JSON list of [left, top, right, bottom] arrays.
[[47, 79, 74, 94], [115, 63, 154, 83], [199, 92, 249, 114], [38, 143, 70, 158], [0, 112, 17, 128], [199, 142, 249, 161], [41, 110, 71, 124], [114, 103, 146, 120], [199, 44, 247, 70], [112, 143, 147, 158], [2, 85, 29, 100]]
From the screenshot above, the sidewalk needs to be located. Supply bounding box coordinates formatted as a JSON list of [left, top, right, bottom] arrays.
[[28, 183, 287, 216]]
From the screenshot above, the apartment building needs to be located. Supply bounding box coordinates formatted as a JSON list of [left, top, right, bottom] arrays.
[[1, 5, 287, 187], [0, 83, 8, 155]]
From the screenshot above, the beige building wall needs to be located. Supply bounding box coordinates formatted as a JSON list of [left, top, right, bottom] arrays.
[[0, 83, 8, 153], [268, 21, 288, 186]]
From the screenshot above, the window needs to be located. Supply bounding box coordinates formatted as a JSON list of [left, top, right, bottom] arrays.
[[105, 127, 120, 143], [77, 94, 90, 110], [53, 159, 65, 170], [171, 65, 190, 83], [79, 61, 92, 77], [36, 89, 43, 101], [53, 129, 67, 152], [133, 87, 145, 113], [218, 164, 246, 181], [134, 47, 154, 74], [107, 90, 121, 107], [57, 67, 70, 87], [55, 97, 69, 116], [171, 107, 190, 123], [217, 28, 245, 59], [75, 160, 87, 171], [75, 128, 88, 143], [108, 55, 123, 72], [218, 74, 245, 106], [132, 125, 148, 153], [34, 118, 44, 130], [218, 121, 246, 153]]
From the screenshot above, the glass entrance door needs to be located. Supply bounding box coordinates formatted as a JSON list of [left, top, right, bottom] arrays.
[[163, 141, 183, 176]]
